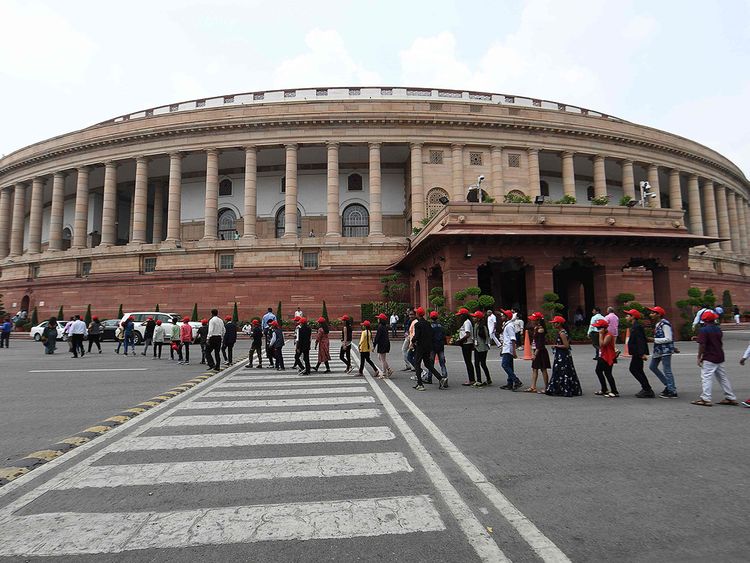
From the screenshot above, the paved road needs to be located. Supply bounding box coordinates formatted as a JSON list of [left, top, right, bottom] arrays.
[[0, 335, 748, 561]]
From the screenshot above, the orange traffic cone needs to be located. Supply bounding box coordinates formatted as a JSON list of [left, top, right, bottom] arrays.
[[621, 328, 631, 357], [523, 329, 533, 360]]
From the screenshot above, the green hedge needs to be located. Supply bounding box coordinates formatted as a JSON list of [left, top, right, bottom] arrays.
[[360, 302, 410, 323]]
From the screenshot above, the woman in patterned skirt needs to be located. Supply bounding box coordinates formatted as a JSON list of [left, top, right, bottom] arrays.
[[314, 317, 332, 372], [546, 315, 583, 397], [525, 312, 551, 393]]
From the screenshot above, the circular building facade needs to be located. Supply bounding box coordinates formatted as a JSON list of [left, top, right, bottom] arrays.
[[0, 86, 748, 322]]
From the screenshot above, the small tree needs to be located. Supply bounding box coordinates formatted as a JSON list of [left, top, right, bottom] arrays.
[[155, 303, 160, 312], [321, 300, 329, 321], [276, 301, 282, 321], [540, 292, 564, 319], [722, 290, 733, 319], [58, 305, 65, 320], [30, 306, 38, 326], [191, 303, 198, 322], [84, 304, 92, 325], [232, 302, 239, 323], [676, 287, 715, 340], [117, 304, 123, 318], [380, 273, 408, 302]]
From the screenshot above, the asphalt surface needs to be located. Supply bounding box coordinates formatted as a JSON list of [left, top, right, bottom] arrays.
[[0, 334, 748, 561]]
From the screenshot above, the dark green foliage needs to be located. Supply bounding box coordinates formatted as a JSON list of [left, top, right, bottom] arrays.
[[360, 302, 409, 323], [155, 304, 160, 312], [541, 292, 564, 319], [676, 287, 716, 340], [117, 304, 123, 318], [84, 304, 92, 325], [232, 302, 239, 323], [191, 303, 198, 322], [722, 290, 732, 318], [321, 300, 328, 321], [31, 307, 38, 326], [58, 305, 65, 320], [380, 273, 408, 302], [276, 301, 282, 321]]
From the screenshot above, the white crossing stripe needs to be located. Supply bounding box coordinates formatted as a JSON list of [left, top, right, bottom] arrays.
[[178, 396, 376, 410], [157, 408, 383, 426], [204, 387, 368, 398], [109, 426, 395, 451], [0, 495, 444, 556], [59, 452, 413, 489], [228, 374, 353, 381], [218, 378, 359, 388]]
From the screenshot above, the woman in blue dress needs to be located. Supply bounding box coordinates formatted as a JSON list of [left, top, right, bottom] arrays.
[[546, 315, 582, 397]]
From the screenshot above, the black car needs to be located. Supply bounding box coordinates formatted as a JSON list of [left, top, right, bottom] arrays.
[[100, 319, 121, 341]]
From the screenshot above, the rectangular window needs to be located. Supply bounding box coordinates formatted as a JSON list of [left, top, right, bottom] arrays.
[[143, 257, 157, 273], [30, 264, 40, 279], [302, 251, 319, 269], [281, 176, 286, 193], [429, 150, 444, 164], [508, 154, 521, 168], [470, 152, 483, 166], [81, 261, 92, 277], [219, 179, 232, 196], [219, 254, 234, 271]]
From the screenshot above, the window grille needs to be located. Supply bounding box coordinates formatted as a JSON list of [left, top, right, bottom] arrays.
[[429, 150, 444, 164], [143, 257, 157, 273], [342, 204, 369, 237], [470, 152, 483, 166], [508, 154, 521, 168], [302, 252, 319, 269], [219, 254, 234, 270]]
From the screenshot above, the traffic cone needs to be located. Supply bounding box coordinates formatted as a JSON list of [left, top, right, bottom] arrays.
[[621, 328, 631, 357], [523, 329, 533, 360]]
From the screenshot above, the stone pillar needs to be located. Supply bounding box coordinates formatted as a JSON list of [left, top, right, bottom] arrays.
[[621, 159, 636, 201], [165, 153, 183, 242], [128, 184, 135, 242], [647, 164, 661, 208], [203, 149, 219, 240], [0, 187, 11, 258], [72, 167, 89, 249], [451, 144, 464, 202], [490, 146, 503, 201], [132, 157, 149, 244], [727, 190, 740, 254], [527, 148, 541, 197], [686, 174, 703, 236], [28, 177, 44, 254], [715, 184, 731, 252], [653, 263, 691, 326], [702, 180, 719, 249], [48, 172, 65, 251], [100, 162, 118, 246], [152, 181, 164, 244], [325, 142, 340, 238], [561, 151, 576, 199], [283, 144, 298, 238], [593, 155, 607, 200], [525, 258, 555, 312], [410, 143, 425, 225], [369, 142, 383, 237], [734, 193, 747, 256], [669, 169, 683, 210], [10, 183, 26, 256], [243, 146, 257, 240]]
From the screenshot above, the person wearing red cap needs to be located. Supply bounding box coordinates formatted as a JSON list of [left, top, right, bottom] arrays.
[[693, 310, 738, 406], [244, 319, 264, 368], [587, 307, 605, 360], [429, 311, 449, 382], [313, 317, 331, 372], [403, 308, 417, 373], [206, 308, 225, 371], [268, 319, 285, 370], [139, 316, 156, 357], [179, 316, 193, 365], [625, 309, 654, 398], [221, 315, 237, 366], [88, 315, 103, 354], [357, 320, 379, 375], [339, 315, 353, 373], [196, 319, 209, 364], [373, 313, 392, 378], [593, 318, 619, 397], [291, 316, 304, 371], [297, 317, 312, 374], [169, 319, 182, 362], [648, 306, 678, 398], [546, 316, 582, 397], [153, 319, 165, 359], [499, 309, 523, 390], [410, 306, 446, 390], [471, 311, 492, 387], [525, 313, 550, 393], [455, 307, 476, 386]]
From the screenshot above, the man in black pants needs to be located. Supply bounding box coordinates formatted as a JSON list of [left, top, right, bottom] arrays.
[[206, 309, 225, 371], [456, 308, 475, 386], [412, 307, 446, 391], [625, 309, 654, 398], [245, 319, 263, 368], [297, 317, 312, 374]]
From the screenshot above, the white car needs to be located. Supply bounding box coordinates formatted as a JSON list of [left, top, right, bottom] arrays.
[[120, 312, 200, 345], [29, 321, 66, 341]]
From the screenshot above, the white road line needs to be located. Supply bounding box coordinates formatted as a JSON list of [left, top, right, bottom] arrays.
[[0, 495, 444, 556], [109, 426, 395, 451], [157, 408, 383, 427], [381, 379, 571, 563], [59, 452, 412, 489], [204, 386, 368, 397], [217, 378, 358, 388], [349, 349, 509, 562], [27, 368, 149, 373], [229, 374, 353, 381], [178, 396, 376, 409]]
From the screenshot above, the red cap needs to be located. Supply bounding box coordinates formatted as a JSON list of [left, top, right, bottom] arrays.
[[182, 316, 190, 322], [147, 316, 153, 321], [297, 317, 305, 323], [225, 316, 232, 322], [92, 316, 99, 321], [647, 306, 666, 316], [701, 310, 718, 322], [201, 318, 208, 325], [293, 316, 301, 322], [593, 319, 609, 328], [270, 320, 279, 327], [318, 316, 326, 323], [472, 310, 485, 319], [129, 315, 135, 320], [429, 311, 439, 319], [252, 319, 260, 325], [377, 313, 388, 320], [455, 307, 470, 316], [156, 320, 162, 325], [551, 315, 566, 324], [528, 312, 543, 321], [340, 314, 350, 321], [624, 309, 641, 319], [416, 307, 425, 316], [502, 310, 513, 319], [363, 320, 371, 327]]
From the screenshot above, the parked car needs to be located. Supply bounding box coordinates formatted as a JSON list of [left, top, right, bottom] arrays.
[[100, 319, 121, 341], [29, 321, 65, 341], [120, 312, 200, 345]]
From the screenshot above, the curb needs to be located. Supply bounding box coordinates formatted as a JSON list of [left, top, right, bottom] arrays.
[[0, 370, 224, 487]]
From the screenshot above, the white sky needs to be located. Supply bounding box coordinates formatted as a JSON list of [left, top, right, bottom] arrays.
[[1, 0, 749, 177]]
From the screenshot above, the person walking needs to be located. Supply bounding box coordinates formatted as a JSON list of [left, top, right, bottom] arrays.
[[471, 310, 492, 387], [140, 316, 156, 356], [0, 317, 11, 348], [87, 316, 103, 354], [692, 310, 738, 406], [456, 308, 476, 386], [69, 315, 87, 358], [292, 317, 303, 371], [262, 307, 277, 368], [170, 321, 182, 362], [733, 305, 741, 324], [740, 341, 750, 407], [222, 316, 237, 365], [401, 309, 416, 371], [429, 311, 449, 383], [545, 316, 582, 397], [604, 307, 619, 340], [512, 308, 524, 350], [42, 317, 58, 355], [373, 313, 392, 379], [245, 319, 264, 368], [123, 315, 136, 356], [195, 319, 208, 364], [314, 317, 331, 372], [206, 309, 225, 371], [487, 308, 501, 348], [297, 317, 312, 374], [114, 321, 124, 354], [153, 319, 165, 359], [647, 306, 678, 399], [179, 316, 192, 364], [390, 313, 399, 337], [526, 312, 550, 393], [268, 320, 285, 370], [625, 309, 655, 398], [357, 320, 379, 376], [593, 318, 619, 397], [339, 315, 353, 373], [411, 307, 446, 390], [588, 307, 605, 359], [499, 309, 523, 390]]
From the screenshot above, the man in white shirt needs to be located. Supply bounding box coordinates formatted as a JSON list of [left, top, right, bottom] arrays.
[[456, 308, 476, 385], [588, 307, 605, 359], [206, 309, 225, 371], [69, 315, 88, 358], [499, 310, 523, 390], [390, 313, 399, 337], [486, 309, 500, 347], [294, 307, 304, 319]]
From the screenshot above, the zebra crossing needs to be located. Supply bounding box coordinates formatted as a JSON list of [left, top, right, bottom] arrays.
[[0, 344, 505, 560]]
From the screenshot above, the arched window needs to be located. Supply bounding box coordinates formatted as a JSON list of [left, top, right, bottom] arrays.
[[587, 185, 595, 201], [426, 187, 450, 217], [219, 179, 232, 196], [347, 173, 363, 191], [275, 206, 301, 238], [342, 203, 369, 237], [218, 208, 236, 240], [507, 189, 525, 198], [540, 180, 549, 197], [62, 227, 72, 250]]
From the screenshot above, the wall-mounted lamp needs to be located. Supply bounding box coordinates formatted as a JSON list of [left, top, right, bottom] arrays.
[[534, 195, 545, 205], [438, 196, 450, 205], [698, 249, 707, 256], [673, 254, 682, 261], [465, 248, 472, 259]]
